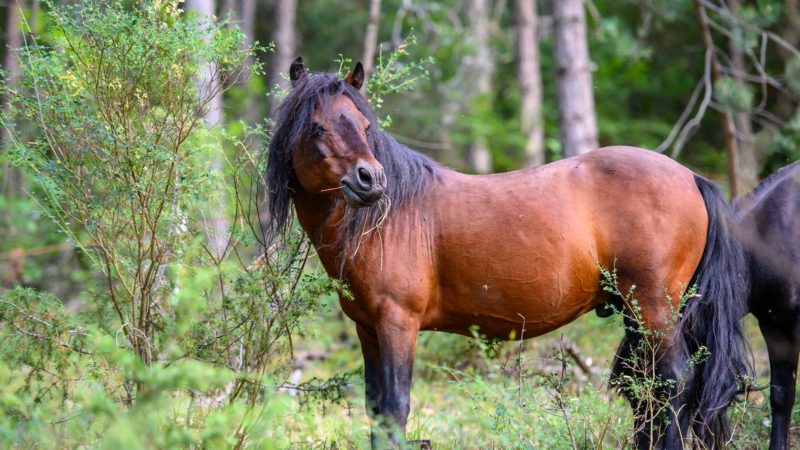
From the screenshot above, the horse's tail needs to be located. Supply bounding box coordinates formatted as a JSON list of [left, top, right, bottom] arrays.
[[681, 175, 752, 445]]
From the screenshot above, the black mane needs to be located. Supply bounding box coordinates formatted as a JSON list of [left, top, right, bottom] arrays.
[[265, 72, 441, 257], [734, 161, 800, 211]]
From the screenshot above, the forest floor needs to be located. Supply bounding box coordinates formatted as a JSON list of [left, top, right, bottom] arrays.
[[276, 293, 789, 449]]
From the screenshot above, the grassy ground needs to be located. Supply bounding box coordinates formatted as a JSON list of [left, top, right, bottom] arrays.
[[273, 296, 792, 449]]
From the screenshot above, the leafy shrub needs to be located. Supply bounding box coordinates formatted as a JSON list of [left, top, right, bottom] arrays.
[[0, 1, 349, 447]]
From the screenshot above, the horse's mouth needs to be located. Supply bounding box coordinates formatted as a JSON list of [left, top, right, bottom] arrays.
[[341, 181, 381, 208]]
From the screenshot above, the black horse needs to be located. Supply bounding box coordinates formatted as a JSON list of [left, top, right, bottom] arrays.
[[735, 162, 800, 450]]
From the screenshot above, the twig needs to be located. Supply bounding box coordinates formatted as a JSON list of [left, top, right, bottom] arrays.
[[670, 47, 714, 158], [655, 76, 704, 154], [319, 186, 344, 192], [561, 339, 592, 376]]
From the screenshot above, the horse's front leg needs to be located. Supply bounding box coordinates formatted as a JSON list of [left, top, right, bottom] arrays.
[[760, 321, 799, 450], [356, 324, 384, 420], [360, 303, 421, 449]]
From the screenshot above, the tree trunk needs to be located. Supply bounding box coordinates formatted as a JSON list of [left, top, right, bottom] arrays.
[[362, 0, 382, 87], [553, 0, 598, 157], [234, 0, 262, 134], [515, 0, 544, 167], [29, 0, 40, 29], [185, 0, 228, 259], [2, 0, 24, 198], [465, 0, 493, 173], [694, 0, 740, 198], [222, 0, 236, 17], [240, 0, 256, 68], [268, 0, 297, 116], [728, 0, 758, 193], [186, 0, 223, 128], [785, 0, 800, 48], [771, 0, 800, 121]]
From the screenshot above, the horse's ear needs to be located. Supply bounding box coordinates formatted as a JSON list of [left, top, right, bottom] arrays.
[[345, 61, 365, 90], [289, 56, 307, 87]]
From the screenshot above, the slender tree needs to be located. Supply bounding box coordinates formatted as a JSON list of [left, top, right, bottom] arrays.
[[728, 0, 758, 192], [185, 0, 229, 259], [773, 0, 800, 124], [229, 0, 261, 131], [186, 0, 223, 129], [2, 0, 24, 198], [240, 0, 256, 70], [268, 0, 297, 116], [553, 0, 598, 157], [516, 0, 544, 167], [464, 0, 493, 173], [362, 0, 382, 86], [222, 0, 235, 15]]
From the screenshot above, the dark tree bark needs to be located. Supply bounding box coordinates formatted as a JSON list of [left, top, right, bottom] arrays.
[[516, 0, 544, 167], [553, 0, 598, 157]]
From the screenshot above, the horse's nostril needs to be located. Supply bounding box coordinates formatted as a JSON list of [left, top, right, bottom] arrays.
[[357, 167, 373, 186]]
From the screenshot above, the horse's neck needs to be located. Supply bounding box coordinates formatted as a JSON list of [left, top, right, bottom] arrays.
[[292, 188, 345, 271]]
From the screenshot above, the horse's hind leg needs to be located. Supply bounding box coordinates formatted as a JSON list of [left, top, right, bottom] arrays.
[[612, 328, 651, 448], [612, 323, 689, 449], [759, 320, 799, 450], [657, 336, 692, 450], [612, 280, 691, 450]]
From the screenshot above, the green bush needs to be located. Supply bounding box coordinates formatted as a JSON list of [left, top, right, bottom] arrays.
[[0, 1, 349, 447]]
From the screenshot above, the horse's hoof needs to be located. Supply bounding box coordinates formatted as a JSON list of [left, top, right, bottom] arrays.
[[407, 439, 431, 450]]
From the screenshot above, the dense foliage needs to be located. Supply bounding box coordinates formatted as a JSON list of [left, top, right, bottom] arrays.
[[0, 2, 349, 447]]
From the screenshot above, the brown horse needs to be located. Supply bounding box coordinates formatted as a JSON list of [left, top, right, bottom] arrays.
[[266, 58, 751, 448]]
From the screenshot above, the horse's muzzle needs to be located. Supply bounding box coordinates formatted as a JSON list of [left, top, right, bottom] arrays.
[[340, 163, 386, 208]]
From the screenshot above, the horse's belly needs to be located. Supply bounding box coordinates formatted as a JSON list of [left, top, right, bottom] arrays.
[[425, 269, 602, 339]]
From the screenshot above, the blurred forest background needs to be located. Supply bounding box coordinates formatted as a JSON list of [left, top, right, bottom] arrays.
[[0, 0, 799, 448]]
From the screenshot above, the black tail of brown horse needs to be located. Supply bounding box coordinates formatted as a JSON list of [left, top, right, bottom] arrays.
[[681, 176, 753, 446]]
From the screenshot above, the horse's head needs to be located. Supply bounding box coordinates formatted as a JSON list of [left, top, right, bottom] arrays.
[[286, 57, 386, 208]]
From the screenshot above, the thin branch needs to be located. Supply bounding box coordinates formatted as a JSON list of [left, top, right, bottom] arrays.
[[669, 48, 714, 158]]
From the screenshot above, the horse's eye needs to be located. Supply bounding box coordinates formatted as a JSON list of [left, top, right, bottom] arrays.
[[310, 123, 326, 138]]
